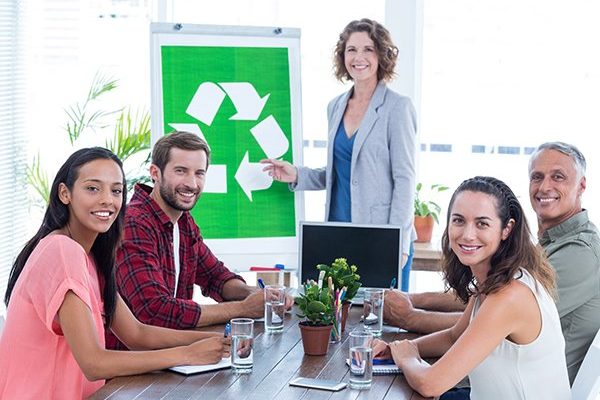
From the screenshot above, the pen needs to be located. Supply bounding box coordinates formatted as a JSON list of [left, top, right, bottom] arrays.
[[389, 277, 397, 289], [257, 278, 265, 289], [250, 266, 280, 271], [224, 322, 231, 338], [373, 358, 396, 365]]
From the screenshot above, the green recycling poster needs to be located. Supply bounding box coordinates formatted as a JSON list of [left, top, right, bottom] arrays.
[[151, 24, 302, 241]]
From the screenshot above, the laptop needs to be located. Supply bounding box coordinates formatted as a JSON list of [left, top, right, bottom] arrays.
[[298, 221, 403, 300]]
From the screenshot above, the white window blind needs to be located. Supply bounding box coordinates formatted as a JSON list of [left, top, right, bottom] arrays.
[[0, 0, 28, 314]]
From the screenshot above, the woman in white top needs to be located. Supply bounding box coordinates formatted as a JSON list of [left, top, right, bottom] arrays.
[[373, 176, 570, 399]]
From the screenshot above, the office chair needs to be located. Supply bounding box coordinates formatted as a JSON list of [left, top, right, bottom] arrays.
[[571, 328, 600, 400]]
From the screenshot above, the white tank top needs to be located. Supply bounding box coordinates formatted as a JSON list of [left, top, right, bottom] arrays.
[[468, 269, 571, 400]]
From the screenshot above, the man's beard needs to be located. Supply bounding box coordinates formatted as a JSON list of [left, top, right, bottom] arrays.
[[159, 182, 199, 212]]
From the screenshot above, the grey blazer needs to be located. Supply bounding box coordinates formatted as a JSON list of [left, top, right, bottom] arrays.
[[292, 82, 417, 254]]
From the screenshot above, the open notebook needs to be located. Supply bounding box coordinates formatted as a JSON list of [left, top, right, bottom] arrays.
[[169, 357, 231, 375], [345, 358, 402, 375]]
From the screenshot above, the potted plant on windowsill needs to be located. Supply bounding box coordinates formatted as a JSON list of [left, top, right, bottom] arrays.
[[414, 183, 449, 243], [316, 258, 361, 332], [295, 282, 335, 356]]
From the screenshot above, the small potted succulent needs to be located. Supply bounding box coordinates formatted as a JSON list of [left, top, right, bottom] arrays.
[[295, 281, 335, 355], [316, 258, 361, 331], [414, 183, 449, 242]]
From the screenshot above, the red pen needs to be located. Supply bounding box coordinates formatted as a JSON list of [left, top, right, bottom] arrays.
[[249, 266, 280, 272]]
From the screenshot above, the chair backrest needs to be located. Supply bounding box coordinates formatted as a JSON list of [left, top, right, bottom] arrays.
[[572, 328, 600, 400]]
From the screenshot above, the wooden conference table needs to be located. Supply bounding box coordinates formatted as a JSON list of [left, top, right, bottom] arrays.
[[90, 307, 432, 400]]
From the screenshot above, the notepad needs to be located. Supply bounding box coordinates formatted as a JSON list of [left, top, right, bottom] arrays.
[[345, 358, 402, 375], [169, 357, 231, 375]]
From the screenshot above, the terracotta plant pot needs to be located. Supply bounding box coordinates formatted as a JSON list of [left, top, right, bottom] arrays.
[[414, 215, 434, 243], [341, 301, 351, 332], [299, 322, 333, 355]]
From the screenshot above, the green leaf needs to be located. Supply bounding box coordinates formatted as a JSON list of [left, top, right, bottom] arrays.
[[87, 71, 118, 101], [414, 182, 448, 223], [429, 201, 442, 214], [26, 153, 50, 205], [63, 71, 119, 144], [105, 108, 151, 161], [431, 184, 449, 192], [295, 281, 334, 325], [307, 300, 326, 314]]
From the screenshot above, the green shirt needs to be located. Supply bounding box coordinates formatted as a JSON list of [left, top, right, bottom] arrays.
[[540, 210, 600, 384]]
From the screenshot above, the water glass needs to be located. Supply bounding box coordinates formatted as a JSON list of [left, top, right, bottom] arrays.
[[348, 328, 374, 389], [231, 318, 254, 373], [264, 285, 286, 332], [363, 288, 384, 336]]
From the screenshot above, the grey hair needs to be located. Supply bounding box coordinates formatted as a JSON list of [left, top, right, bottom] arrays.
[[529, 142, 586, 178]]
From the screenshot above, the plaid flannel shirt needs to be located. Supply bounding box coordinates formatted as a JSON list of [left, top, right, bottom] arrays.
[[105, 184, 243, 350]]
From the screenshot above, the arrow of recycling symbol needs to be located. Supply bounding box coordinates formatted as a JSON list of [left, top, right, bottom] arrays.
[[169, 81, 289, 201]]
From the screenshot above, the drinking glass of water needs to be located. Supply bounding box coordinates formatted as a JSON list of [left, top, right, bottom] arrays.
[[264, 285, 286, 332], [231, 318, 254, 374], [349, 328, 374, 389], [363, 288, 384, 336]]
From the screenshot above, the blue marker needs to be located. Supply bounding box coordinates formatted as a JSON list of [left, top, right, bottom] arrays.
[[389, 277, 397, 289], [257, 278, 266, 289], [373, 358, 396, 365], [275, 263, 285, 270], [224, 322, 231, 338]]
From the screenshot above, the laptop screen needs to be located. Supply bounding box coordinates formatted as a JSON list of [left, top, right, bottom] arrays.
[[298, 221, 402, 290]]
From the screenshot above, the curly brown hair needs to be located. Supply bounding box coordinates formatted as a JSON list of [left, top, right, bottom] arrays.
[[441, 176, 556, 304], [333, 18, 398, 82]]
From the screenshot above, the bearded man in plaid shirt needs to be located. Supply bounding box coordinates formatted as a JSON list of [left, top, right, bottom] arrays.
[[106, 131, 293, 350]]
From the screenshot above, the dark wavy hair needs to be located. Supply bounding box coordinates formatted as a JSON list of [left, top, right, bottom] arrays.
[[4, 147, 126, 327], [441, 176, 556, 303], [333, 18, 398, 82]]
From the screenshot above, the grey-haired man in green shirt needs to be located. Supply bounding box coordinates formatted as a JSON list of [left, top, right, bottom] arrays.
[[384, 141, 600, 385], [529, 141, 600, 384]]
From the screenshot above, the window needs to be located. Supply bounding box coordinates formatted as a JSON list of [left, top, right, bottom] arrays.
[[0, 0, 28, 314], [418, 0, 600, 228]]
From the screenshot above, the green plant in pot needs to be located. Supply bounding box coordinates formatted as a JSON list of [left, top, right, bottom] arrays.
[[295, 281, 335, 355], [316, 258, 361, 331], [414, 183, 449, 242]]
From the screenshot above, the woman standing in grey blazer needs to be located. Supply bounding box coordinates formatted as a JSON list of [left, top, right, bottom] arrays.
[[262, 18, 417, 278]]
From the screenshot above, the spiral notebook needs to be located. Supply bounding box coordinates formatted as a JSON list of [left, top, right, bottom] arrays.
[[345, 358, 402, 375], [169, 357, 231, 375]]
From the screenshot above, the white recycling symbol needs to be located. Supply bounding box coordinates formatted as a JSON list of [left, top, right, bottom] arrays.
[[168, 82, 289, 201]]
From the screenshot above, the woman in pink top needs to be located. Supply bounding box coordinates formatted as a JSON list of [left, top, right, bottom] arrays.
[[0, 148, 230, 399]]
